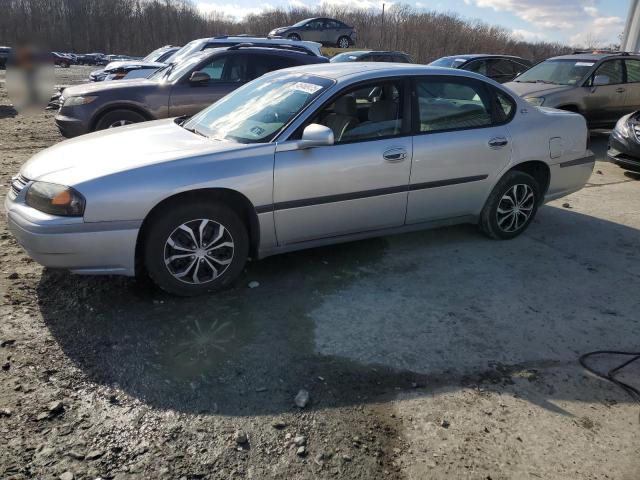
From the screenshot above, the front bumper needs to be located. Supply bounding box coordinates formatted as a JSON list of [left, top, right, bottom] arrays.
[[5, 194, 139, 276], [54, 113, 89, 138], [608, 130, 640, 171]]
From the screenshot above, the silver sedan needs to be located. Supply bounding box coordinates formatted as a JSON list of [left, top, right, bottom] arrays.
[[6, 63, 594, 296]]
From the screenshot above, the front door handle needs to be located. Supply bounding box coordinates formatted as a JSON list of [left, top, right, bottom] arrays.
[[383, 148, 407, 162], [616, 87, 626, 93], [488, 137, 509, 149]]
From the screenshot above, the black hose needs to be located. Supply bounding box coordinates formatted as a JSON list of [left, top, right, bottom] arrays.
[[579, 351, 640, 407]]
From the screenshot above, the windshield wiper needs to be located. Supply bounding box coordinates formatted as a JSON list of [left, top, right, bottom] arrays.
[[182, 125, 206, 138]]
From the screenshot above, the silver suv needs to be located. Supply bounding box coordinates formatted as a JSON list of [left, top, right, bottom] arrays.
[[504, 51, 640, 127], [7, 64, 593, 296]]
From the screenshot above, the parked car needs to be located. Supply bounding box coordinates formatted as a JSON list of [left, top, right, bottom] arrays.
[[89, 45, 181, 81], [608, 111, 640, 171], [54, 44, 329, 138], [0, 46, 11, 69], [268, 17, 356, 48], [85, 53, 108, 66], [429, 54, 532, 83], [8, 63, 594, 296], [330, 50, 413, 63], [504, 51, 640, 127], [50, 52, 72, 68]]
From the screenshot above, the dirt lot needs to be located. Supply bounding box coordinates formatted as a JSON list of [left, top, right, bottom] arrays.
[[1, 66, 639, 480]]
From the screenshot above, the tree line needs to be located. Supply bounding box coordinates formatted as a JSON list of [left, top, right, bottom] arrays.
[[0, 0, 572, 62]]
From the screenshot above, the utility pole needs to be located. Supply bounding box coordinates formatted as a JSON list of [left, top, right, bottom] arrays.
[[380, 3, 385, 50], [622, 0, 640, 52]]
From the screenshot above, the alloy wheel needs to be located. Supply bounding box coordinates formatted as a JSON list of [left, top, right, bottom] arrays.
[[496, 184, 535, 233], [163, 219, 235, 285], [108, 119, 133, 128], [338, 37, 349, 48]]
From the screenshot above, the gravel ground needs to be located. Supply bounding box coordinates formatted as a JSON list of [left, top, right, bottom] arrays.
[[1, 66, 639, 480]]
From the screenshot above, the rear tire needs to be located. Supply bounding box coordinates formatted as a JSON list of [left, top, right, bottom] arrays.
[[95, 109, 146, 131], [143, 202, 249, 297], [479, 170, 540, 240], [337, 36, 350, 49]]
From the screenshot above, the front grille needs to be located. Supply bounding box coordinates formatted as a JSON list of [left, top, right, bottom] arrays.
[[9, 174, 29, 199]]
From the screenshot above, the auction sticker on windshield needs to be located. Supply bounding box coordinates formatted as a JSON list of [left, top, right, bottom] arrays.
[[575, 62, 595, 67], [290, 82, 323, 94]]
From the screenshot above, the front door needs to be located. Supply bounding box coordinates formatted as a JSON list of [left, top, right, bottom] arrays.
[[168, 53, 249, 117], [273, 79, 412, 245], [582, 59, 627, 125], [407, 76, 513, 223]]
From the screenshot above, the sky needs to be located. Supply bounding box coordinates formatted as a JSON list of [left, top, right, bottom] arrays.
[[195, 0, 631, 46]]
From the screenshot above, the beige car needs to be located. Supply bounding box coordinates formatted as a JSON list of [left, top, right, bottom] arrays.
[[268, 17, 356, 49]]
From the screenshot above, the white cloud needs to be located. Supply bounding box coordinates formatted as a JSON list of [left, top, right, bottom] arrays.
[[467, 0, 624, 44], [511, 28, 546, 42]]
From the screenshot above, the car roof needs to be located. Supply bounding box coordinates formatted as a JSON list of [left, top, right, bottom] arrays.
[[548, 52, 640, 61], [275, 62, 499, 82], [339, 50, 409, 56], [439, 54, 530, 62], [188, 46, 322, 60]]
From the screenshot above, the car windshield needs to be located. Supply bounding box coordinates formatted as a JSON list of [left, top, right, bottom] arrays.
[[430, 57, 468, 68], [330, 52, 366, 62], [514, 59, 595, 85], [166, 39, 206, 66], [183, 73, 334, 143], [143, 47, 167, 62], [148, 52, 211, 82], [292, 18, 312, 27]]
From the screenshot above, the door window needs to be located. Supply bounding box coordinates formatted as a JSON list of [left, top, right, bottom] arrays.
[[199, 56, 226, 80], [325, 20, 341, 28], [592, 60, 624, 85], [487, 59, 515, 80], [464, 60, 488, 76], [625, 59, 640, 83], [306, 19, 324, 29], [251, 55, 297, 78], [223, 55, 248, 82], [311, 81, 405, 143], [415, 78, 492, 132]]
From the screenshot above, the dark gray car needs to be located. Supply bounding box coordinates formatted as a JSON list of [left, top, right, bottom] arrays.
[[268, 17, 356, 49], [54, 45, 329, 138], [504, 52, 640, 127], [429, 54, 532, 83], [330, 50, 413, 63]]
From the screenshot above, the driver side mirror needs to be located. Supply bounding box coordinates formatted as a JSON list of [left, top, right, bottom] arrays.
[[276, 124, 334, 152], [189, 71, 211, 84], [592, 74, 610, 87]]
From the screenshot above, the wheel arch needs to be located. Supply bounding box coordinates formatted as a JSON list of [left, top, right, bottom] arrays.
[[135, 188, 261, 276], [90, 103, 153, 132], [506, 160, 551, 200]]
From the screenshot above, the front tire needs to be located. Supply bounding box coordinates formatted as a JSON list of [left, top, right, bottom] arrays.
[[479, 170, 540, 240], [288, 33, 301, 41], [95, 109, 146, 131], [143, 202, 249, 296]]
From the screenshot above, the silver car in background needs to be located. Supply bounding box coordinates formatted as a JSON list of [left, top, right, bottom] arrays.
[[6, 64, 594, 296]]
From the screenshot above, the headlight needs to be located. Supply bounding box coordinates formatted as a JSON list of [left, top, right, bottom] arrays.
[[25, 182, 85, 216], [614, 116, 631, 138], [63, 96, 97, 107], [524, 97, 544, 107]]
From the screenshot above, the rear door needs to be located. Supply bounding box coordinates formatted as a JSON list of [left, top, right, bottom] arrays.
[[407, 76, 513, 223], [623, 58, 640, 113], [168, 53, 249, 117]]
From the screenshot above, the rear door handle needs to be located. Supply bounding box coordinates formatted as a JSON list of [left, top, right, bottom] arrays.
[[616, 87, 626, 93], [383, 147, 407, 162], [488, 137, 509, 149]]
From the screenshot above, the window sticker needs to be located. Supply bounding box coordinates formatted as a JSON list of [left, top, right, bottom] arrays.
[[575, 62, 595, 67], [290, 82, 322, 94]]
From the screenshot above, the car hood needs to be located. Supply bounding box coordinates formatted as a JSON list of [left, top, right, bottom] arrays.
[[21, 119, 264, 186], [104, 60, 166, 72], [62, 78, 160, 96], [503, 81, 574, 97]]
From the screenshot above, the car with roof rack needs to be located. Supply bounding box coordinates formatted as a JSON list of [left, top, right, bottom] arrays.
[[504, 51, 640, 127], [10, 62, 593, 296], [53, 43, 329, 138], [429, 54, 532, 83]]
